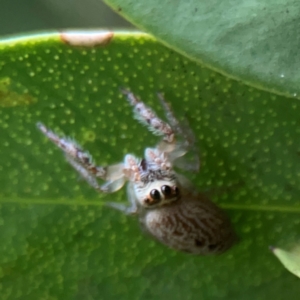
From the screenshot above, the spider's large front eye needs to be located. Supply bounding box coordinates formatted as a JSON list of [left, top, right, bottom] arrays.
[[150, 189, 161, 201], [161, 185, 172, 197]]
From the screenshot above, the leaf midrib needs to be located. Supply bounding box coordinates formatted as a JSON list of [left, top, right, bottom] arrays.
[[1, 197, 299, 213]]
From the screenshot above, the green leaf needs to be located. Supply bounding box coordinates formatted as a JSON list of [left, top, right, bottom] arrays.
[[104, 0, 300, 98], [0, 31, 300, 299]]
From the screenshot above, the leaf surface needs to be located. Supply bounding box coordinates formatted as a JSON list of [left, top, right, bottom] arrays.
[[0, 32, 299, 299]]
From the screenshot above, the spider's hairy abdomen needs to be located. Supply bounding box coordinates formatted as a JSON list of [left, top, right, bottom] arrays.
[[141, 193, 236, 255]]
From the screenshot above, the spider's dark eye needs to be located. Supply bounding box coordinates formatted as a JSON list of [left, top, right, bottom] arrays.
[[161, 185, 172, 196], [150, 189, 161, 201]]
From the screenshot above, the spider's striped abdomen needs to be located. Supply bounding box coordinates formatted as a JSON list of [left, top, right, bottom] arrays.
[[142, 193, 236, 255]]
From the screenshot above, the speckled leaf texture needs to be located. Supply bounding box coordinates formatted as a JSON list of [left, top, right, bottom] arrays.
[[104, 0, 300, 99], [0, 32, 300, 300]]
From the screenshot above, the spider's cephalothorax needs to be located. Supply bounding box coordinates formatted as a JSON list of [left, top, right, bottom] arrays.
[[37, 89, 236, 255]]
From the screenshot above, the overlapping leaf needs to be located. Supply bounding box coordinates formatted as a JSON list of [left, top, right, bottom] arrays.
[[104, 0, 300, 99]]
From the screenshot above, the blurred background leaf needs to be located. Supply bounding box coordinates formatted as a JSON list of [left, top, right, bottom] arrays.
[[104, 0, 300, 99], [0, 0, 132, 36], [0, 31, 300, 300]]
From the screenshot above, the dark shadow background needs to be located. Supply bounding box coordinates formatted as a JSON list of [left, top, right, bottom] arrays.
[[0, 0, 132, 36]]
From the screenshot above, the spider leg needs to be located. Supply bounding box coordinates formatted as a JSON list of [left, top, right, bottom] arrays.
[[156, 92, 196, 150], [106, 182, 138, 215], [37, 122, 125, 192], [121, 89, 200, 172], [156, 93, 200, 172], [156, 92, 183, 136], [120, 88, 175, 144]]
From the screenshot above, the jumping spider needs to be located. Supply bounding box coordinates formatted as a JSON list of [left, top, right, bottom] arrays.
[[37, 89, 236, 255]]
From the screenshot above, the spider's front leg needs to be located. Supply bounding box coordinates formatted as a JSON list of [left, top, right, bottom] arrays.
[[106, 182, 138, 215], [37, 123, 125, 193], [120, 88, 175, 145], [121, 89, 200, 172], [157, 92, 200, 171]]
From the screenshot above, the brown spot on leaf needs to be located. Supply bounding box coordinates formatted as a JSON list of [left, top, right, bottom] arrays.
[[60, 30, 114, 47], [0, 77, 37, 107]]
